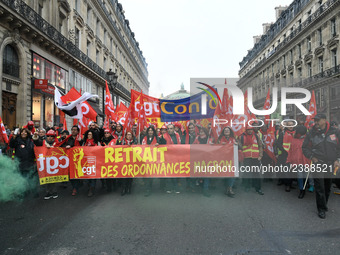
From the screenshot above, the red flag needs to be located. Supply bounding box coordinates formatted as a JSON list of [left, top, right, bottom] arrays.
[[262, 131, 277, 163], [105, 81, 117, 121], [263, 88, 275, 133], [305, 90, 317, 128], [211, 88, 231, 140], [79, 117, 89, 135], [130, 89, 160, 119], [61, 88, 97, 121], [116, 102, 129, 125], [0, 116, 9, 144], [63, 117, 67, 131], [231, 90, 254, 137], [136, 91, 147, 136], [123, 105, 135, 136]]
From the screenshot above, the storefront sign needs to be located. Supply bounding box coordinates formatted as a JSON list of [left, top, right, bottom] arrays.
[[34, 79, 48, 89]]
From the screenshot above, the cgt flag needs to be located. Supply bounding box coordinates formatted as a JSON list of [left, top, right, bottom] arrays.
[[105, 81, 117, 122], [305, 90, 317, 128]]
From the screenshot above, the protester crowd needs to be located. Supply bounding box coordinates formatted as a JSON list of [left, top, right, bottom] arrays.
[[2, 114, 340, 219]]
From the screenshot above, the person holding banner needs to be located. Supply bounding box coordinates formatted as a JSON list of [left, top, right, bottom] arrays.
[[83, 131, 99, 197], [194, 127, 212, 197], [160, 124, 182, 194], [142, 126, 160, 197], [33, 130, 59, 200], [239, 126, 264, 195], [182, 122, 198, 192], [58, 125, 82, 196], [217, 127, 239, 198], [101, 129, 118, 192], [302, 113, 340, 219], [120, 131, 138, 196]]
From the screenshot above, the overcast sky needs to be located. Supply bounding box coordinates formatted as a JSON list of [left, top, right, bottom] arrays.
[[119, 0, 293, 98]]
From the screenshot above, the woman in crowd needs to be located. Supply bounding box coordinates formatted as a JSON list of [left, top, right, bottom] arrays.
[[9, 128, 37, 196], [120, 130, 137, 196], [142, 126, 160, 197], [83, 131, 98, 197], [217, 127, 238, 198], [9, 128, 35, 177]]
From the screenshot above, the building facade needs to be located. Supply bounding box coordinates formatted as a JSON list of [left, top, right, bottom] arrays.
[[238, 0, 340, 122], [0, 0, 149, 129]]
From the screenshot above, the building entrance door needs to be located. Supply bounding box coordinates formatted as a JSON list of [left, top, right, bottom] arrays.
[[2, 91, 17, 129]]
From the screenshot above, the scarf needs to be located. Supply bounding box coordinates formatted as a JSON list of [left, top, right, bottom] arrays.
[[84, 139, 96, 146]]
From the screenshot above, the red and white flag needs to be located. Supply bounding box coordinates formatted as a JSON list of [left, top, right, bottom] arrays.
[[305, 90, 317, 128], [58, 87, 98, 121], [105, 81, 117, 122]]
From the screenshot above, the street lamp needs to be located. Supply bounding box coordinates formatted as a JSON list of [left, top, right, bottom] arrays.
[[106, 68, 118, 90]]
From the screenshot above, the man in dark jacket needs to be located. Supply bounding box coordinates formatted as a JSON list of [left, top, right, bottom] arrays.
[[302, 113, 340, 219]]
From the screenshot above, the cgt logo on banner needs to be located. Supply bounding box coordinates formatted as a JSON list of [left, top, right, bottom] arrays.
[[72, 148, 97, 178], [34, 147, 70, 185]]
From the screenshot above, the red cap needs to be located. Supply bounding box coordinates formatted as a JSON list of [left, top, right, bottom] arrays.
[[46, 130, 56, 136], [28, 121, 34, 126], [104, 129, 110, 133], [161, 125, 167, 130]]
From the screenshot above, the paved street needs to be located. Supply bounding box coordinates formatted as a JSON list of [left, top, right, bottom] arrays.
[[1, 179, 340, 255]]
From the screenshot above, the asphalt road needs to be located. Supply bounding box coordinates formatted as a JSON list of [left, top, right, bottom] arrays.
[[1, 179, 340, 255]]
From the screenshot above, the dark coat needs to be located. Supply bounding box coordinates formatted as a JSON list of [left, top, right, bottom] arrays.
[[9, 136, 35, 172], [302, 124, 340, 163]]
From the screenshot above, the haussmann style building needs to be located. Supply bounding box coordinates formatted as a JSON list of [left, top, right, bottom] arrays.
[[0, 0, 149, 129], [238, 0, 340, 123]]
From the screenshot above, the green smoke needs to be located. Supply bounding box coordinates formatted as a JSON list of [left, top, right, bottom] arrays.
[[0, 155, 38, 202]]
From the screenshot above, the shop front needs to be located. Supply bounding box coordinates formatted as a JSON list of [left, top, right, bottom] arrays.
[[31, 52, 68, 129]]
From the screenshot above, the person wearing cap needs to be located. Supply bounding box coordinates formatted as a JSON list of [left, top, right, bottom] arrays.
[[33, 129, 59, 200], [239, 126, 264, 195], [23, 121, 36, 135], [302, 113, 340, 219]]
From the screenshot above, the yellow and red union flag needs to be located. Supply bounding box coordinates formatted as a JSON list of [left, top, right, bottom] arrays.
[[305, 90, 317, 128], [34, 147, 69, 185], [0, 116, 9, 144]]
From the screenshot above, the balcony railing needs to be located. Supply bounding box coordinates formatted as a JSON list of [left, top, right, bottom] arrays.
[[239, 0, 339, 76], [1, 0, 131, 98]]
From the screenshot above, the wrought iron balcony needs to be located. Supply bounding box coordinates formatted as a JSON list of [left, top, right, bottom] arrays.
[[0, 0, 131, 98], [239, 0, 339, 76]]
